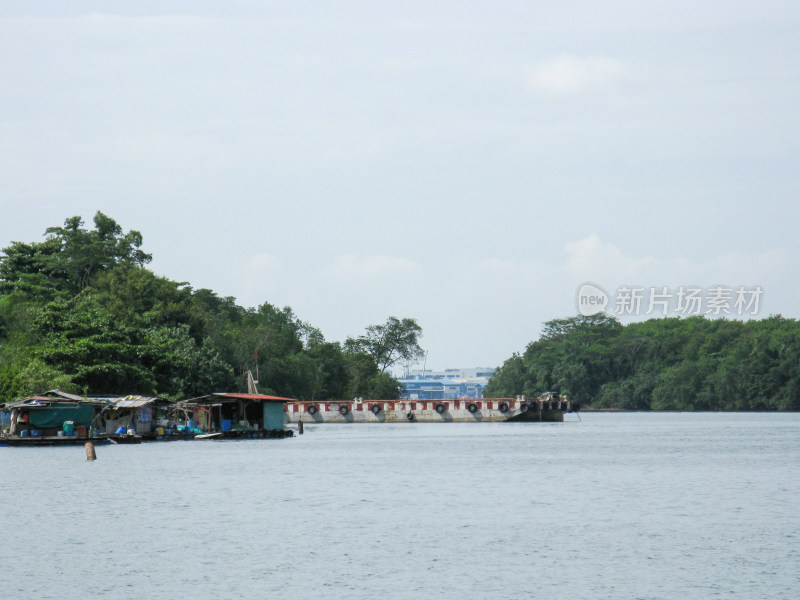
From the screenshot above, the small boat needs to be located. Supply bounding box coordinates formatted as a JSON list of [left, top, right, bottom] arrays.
[[195, 432, 222, 440]]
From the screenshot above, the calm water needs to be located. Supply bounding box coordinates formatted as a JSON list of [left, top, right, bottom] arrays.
[[1, 413, 798, 599]]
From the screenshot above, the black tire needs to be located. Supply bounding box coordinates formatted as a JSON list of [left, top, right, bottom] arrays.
[[339, 405, 349, 416], [371, 404, 381, 415], [435, 403, 445, 414], [498, 402, 509, 413], [519, 402, 529, 412], [467, 403, 478, 413], [307, 405, 317, 415]]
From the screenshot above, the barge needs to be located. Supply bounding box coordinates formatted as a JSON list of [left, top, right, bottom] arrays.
[[285, 393, 572, 424]]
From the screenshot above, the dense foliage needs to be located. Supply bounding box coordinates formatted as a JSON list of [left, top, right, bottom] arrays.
[[345, 316, 424, 373], [485, 314, 800, 411], [0, 213, 420, 402]]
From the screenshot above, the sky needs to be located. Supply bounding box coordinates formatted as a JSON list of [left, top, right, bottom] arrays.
[[1, 1, 798, 372]]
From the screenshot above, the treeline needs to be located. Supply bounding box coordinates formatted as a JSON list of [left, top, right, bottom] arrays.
[[485, 314, 800, 411], [0, 213, 423, 401]]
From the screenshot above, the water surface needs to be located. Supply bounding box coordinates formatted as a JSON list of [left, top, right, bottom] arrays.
[[1, 412, 798, 599]]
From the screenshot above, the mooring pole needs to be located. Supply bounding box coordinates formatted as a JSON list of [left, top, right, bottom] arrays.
[[298, 419, 304, 435], [85, 442, 96, 461]]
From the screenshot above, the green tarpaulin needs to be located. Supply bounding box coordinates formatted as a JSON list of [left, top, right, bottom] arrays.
[[28, 405, 95, 427], [262, 403, 284, 431]]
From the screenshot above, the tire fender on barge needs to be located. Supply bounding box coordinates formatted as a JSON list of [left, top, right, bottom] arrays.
[[283, 394, 568, 424]]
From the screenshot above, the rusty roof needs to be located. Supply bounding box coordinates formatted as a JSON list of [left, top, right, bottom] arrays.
[[188, 393, 295, 404]]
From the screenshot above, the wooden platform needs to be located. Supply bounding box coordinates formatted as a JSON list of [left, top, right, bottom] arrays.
[[0, 436, 111, 447]]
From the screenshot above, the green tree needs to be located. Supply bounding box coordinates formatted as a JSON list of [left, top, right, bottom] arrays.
[[0, 212, 151, 296], [10, 358, 80, 397], [346, 316, 424, 373], [366, 372, 402, 399], [486, 313, 800, 411], [33, 296, 157, 394]]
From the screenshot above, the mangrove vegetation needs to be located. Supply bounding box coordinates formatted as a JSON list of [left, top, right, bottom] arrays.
[[485, 313, 800, 410]]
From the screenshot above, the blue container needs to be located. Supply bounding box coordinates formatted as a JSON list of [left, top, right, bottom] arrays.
[[31, 429, 41, 437], [115, 426, 127, 434], [187, 420, 197, 430], [20, 430, 29, 438], [221, 419, 232, 432], [63, 421, 75, 435]]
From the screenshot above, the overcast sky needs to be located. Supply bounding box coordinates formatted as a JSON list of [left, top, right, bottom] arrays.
[[2, 1, 798, 371]]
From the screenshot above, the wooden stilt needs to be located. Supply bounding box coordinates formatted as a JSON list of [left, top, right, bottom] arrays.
[[85, 442, 97, 460]]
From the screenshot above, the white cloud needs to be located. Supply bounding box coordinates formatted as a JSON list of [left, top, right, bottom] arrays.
[[565, 234, 794, 291], [326, 254, 422, 284], [525, 55, 627, 96], [565, 234, 656, 281]]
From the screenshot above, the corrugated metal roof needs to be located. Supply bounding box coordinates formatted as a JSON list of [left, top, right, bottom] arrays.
[[29, 389, 87, 402], [50, 389, 86, 401], [214, 393, 294, 402], [189, 393, 295, 403], [3, 396, 108, 409], [110, 395, 165, 408]]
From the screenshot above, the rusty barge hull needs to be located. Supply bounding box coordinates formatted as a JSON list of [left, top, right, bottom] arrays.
[[285, 397, 569, 424]]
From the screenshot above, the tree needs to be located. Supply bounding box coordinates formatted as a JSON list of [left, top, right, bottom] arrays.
[[0, 213, 431, 404], [33, 296, 157, 394], [346, 316, 424, 373], [13, 359, 81, 397], [43, 212, 151, 291], [366, 372, 402, 399], [486, 313, 800, 410], [0, 212, 151, 296]]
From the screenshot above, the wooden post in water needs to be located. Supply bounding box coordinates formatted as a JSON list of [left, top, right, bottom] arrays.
[[85, 442, 96, 461], [298, 419, 304, 435]]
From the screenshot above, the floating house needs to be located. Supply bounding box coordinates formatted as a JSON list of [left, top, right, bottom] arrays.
[[98, 395, 172, 436], [181, 393, 294, 438], [1, 389, 109, 444], [1, 389, 295, 444]]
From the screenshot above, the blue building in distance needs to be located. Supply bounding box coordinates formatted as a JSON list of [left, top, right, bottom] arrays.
[[398, 367, 495, 400]]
